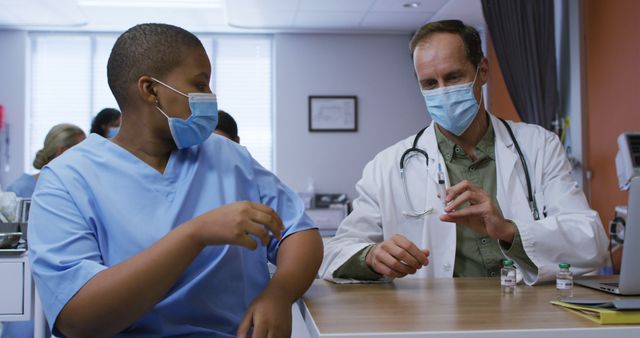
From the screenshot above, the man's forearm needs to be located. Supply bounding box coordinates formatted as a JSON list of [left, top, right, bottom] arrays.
[[500, 222, 537, 275], [269, 229, 323, 302], [333, 244, 381, 280]]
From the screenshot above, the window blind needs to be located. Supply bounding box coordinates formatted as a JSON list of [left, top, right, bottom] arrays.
[[214, 37, 273, 170], [29, 35, 92, 171]]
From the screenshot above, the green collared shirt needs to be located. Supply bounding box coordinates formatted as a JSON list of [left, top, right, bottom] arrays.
[[436, 122, 532, 277], [333, 122, 535, 280]]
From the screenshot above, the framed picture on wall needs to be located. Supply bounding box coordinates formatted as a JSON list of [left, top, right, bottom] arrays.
[[308, 96, 358, 132]]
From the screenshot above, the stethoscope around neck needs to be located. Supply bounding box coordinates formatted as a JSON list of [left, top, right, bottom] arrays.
[[399, 126, 433, 217], [399, 118, 541, 221]]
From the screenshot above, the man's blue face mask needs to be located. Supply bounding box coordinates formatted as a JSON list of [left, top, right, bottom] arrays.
[[421, 67, 482, 136], [152, 77, 218, 149]]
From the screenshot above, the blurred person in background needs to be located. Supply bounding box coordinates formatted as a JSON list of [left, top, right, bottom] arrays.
[[214, 110, 240, 143], [2, 123, 85, 338], [6, 123, 86, 198], [90, 107, 121, 138]]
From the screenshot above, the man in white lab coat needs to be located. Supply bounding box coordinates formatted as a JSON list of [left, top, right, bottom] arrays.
[[320, 20, 608, 285]]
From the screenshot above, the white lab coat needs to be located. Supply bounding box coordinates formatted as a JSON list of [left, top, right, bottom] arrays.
[[320, 114, 608, 285]]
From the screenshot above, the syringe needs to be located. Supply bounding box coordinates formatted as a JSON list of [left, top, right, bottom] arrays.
[[437, 163, 447, 212]]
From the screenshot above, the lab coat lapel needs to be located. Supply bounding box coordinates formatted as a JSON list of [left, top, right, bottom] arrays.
[[491, 115, 534, 222], [418, 122, 449, 187], [415, 121, 457, 277]]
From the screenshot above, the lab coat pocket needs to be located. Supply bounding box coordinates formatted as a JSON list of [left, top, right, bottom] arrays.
[[396, 214, 426, 245]]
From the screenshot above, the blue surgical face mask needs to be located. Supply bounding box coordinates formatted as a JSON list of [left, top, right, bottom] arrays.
[[422, 67, 483, 136], [152, 77, 218, 149], [106, 127, 119, 139]]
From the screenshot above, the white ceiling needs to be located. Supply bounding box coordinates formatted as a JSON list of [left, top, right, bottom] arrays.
[[0, 0, 485, 33]]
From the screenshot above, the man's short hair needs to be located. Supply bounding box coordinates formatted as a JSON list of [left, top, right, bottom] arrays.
[[409, 20, 484, 68], [107, 23, 205, 108], [216, 110, 238, 140]]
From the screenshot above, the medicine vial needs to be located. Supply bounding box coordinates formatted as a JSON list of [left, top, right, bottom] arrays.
[[556, 263, 574, 299], [501, 259, 516, 294], [437, 163, 447, 210]]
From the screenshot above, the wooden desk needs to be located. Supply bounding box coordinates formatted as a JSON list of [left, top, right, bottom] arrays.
[[299, 278, 640, 337]]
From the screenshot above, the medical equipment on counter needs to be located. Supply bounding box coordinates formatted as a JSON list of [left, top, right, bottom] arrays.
[[605, 132, 640, 273], [615, 132, 640, 191]]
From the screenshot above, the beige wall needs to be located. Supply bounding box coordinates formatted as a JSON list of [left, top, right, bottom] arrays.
[[274, 34, 427, 199]]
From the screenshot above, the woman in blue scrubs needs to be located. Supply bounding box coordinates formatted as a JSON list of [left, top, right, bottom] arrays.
[[5, 123, 85, 198], [27, 24, 323, 337], [3, 125, 84, 337], [90, 107, 121, 138]]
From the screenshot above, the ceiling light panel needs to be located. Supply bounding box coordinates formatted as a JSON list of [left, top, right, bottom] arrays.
[[294, 11, 365, 28], [370, 0, 449, 13], [361, 11, 436, 29], [0, 0, 87, 27], [77, 0, 223, 8], [298, 0, 375, 11]]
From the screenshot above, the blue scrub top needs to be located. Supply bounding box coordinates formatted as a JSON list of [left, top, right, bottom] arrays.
[[28, 134, 316, 337], [6, 173, 37, 198]]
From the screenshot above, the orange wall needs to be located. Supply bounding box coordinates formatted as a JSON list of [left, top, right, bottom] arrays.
[[486, 37, 520, 122], [488, 1, 640, 232], [585, 0, 640, 225]]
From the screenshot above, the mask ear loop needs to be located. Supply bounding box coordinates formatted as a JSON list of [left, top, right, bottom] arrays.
[[471, 65, 480, 86], [150, 78, 185, 119], [471, 65, 484, 109], [150, 77, 189, 98], [154, 97, 171, 119]]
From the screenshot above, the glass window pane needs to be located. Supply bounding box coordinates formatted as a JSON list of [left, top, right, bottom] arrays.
[[215, 37, 272, 170], [93, 35, 119, 115], [29, 35, 91, 173]]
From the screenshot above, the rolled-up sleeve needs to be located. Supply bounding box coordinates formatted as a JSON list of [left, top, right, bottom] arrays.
[[248, 156, 318, 264]]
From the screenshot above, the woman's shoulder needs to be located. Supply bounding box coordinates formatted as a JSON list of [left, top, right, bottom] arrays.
[[6, 173, 37, 198], [199, 134, 253, 164]]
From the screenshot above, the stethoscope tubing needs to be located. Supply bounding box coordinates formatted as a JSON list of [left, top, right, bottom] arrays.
[[400, 120, 540, 221]]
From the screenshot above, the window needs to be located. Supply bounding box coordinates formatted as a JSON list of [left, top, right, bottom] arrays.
[[92, 35, 119, 114], [27, 33, 273, 172], [214, 37, 272, 170], [29, 35, 93, 165]]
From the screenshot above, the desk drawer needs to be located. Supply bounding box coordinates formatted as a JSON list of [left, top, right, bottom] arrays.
[[0, 262, 24, 315]]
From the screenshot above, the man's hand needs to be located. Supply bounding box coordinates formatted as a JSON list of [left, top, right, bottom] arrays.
[[440, 180, 515, 243], [188, 201, 285, 250], [237, 290, 292, 338], [365, 234, 429, 278]]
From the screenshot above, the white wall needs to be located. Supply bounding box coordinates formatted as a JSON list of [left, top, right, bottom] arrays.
[[274, 34, 428, 200], [0, 30, 28, 189]]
